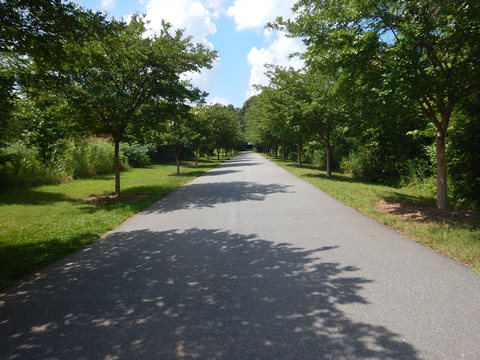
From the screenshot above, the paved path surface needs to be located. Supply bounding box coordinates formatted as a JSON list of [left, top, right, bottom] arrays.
[[1, 152, 479, 359]]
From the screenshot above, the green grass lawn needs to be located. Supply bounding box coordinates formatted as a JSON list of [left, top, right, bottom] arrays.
[[0, 160, 221, 289], [269, 157, 480, 274]]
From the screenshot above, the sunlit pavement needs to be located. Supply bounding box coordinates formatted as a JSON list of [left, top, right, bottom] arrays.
[[1, 152, 479, 359]]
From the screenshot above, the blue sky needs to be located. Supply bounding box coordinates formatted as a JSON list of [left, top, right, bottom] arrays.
[[72, 0, 305, 108]]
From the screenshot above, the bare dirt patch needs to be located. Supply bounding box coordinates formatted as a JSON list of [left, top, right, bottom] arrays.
[[85, 193, 148, 203], [377, 199, 479, 224]]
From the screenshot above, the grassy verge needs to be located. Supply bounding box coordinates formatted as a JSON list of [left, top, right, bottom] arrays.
[[0, 159, 222, 289], [268, 156, 480, 274]]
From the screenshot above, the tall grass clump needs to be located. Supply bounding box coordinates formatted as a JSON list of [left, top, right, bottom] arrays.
[[398, 145, 437, 199], [399, 159, 435, 196], [0, 142, 67, 187], [0, 138, 130, 188], [63, 138, 126, 178]]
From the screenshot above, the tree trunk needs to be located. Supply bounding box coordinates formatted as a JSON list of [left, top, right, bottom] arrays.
[[274, 144, 278, 159], [297, 140, 303, 167], [282, 143, 286, 161], [114, 139, 121, 196], [175, 146, 181, 175], [326, 131, 332, 177], [421, 96, 454, 210], [436, 128, 448, 210], [195, 146, 199, 167], [217, 148, 220, 160], [207, 148, 210, 161]]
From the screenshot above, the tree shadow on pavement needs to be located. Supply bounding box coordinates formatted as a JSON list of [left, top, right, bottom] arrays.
[[147, 181, 292, 213], [217, 162, 262, 168], [200, 169, 241, 177], [1, 228, 419, 359]]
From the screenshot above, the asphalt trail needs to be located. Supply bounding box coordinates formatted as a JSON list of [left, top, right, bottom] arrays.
[[1, 152, 479, 359]]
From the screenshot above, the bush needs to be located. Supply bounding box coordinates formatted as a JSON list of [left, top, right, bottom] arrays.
[[121, 143, 151, 167], [340, 146, 378, 181], [0, 142, 66, 187], [303, 141, 325, 168], [447, 107, 480, 208]]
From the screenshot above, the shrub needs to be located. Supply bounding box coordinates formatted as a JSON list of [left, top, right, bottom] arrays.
[[340, 146, 378, 181], [121, 143, 151, 167], [0, 142, 66, 187], [447, 108, 480, 208], [303, 141, 325, 168]]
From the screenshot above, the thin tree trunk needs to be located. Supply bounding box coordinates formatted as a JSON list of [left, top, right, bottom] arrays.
[[282, 143, 286, 161], [217, 148, 220, 160], [436, 128, 448, 210], [175, 146, 181, 175], [421, 97, 452, 210], [274, 144, 278, 159], [326, 144, 332, 177], [114, 139, 121, 196], [326, 131, 332, 177], [195, 146, 199, 167], [297, 140, 303, 167], [207, 148, 210, 161]]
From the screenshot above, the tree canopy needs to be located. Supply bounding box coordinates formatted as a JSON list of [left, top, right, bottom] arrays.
[[0, 2, 243, 196], [260, 0, 480, 209]]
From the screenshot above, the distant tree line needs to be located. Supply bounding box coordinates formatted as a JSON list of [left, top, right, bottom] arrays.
[[243, 0, 480, 209], [0, 0, 244, 195]]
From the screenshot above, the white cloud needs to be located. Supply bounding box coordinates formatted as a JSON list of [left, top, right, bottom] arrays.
[[100, 0, 115, 10], [183, 59, 221, 93], [204, 0, 226, 18], [246, 32, 305, 98], [143, 0, 219, 43], [143, 1, 225, 95], [227, 0, 296, 31]]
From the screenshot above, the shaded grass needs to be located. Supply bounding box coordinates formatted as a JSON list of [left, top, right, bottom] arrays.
[[269, 157, 480, 274], [0, 160, 223, 289]]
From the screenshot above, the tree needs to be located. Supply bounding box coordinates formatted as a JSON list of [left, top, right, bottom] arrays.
[[277, 0, 480, 209], [0, 0, 106, 63], [0, 1, 108, 139], [196, 104, 241, 159], [264, 66, 315, 166], [260, 86, 295, 159], [244, 93, 279, 154], [66, 17, 216, 195], [0, 59, 16, 145], [160, 109, 193, 175], [303, 69, 347, 177], [190, 106, 213, 165]]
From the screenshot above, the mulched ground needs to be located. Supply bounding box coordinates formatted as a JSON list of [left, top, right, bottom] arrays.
[[85, 193, 148, 203], [376, 199, 479, 224]]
